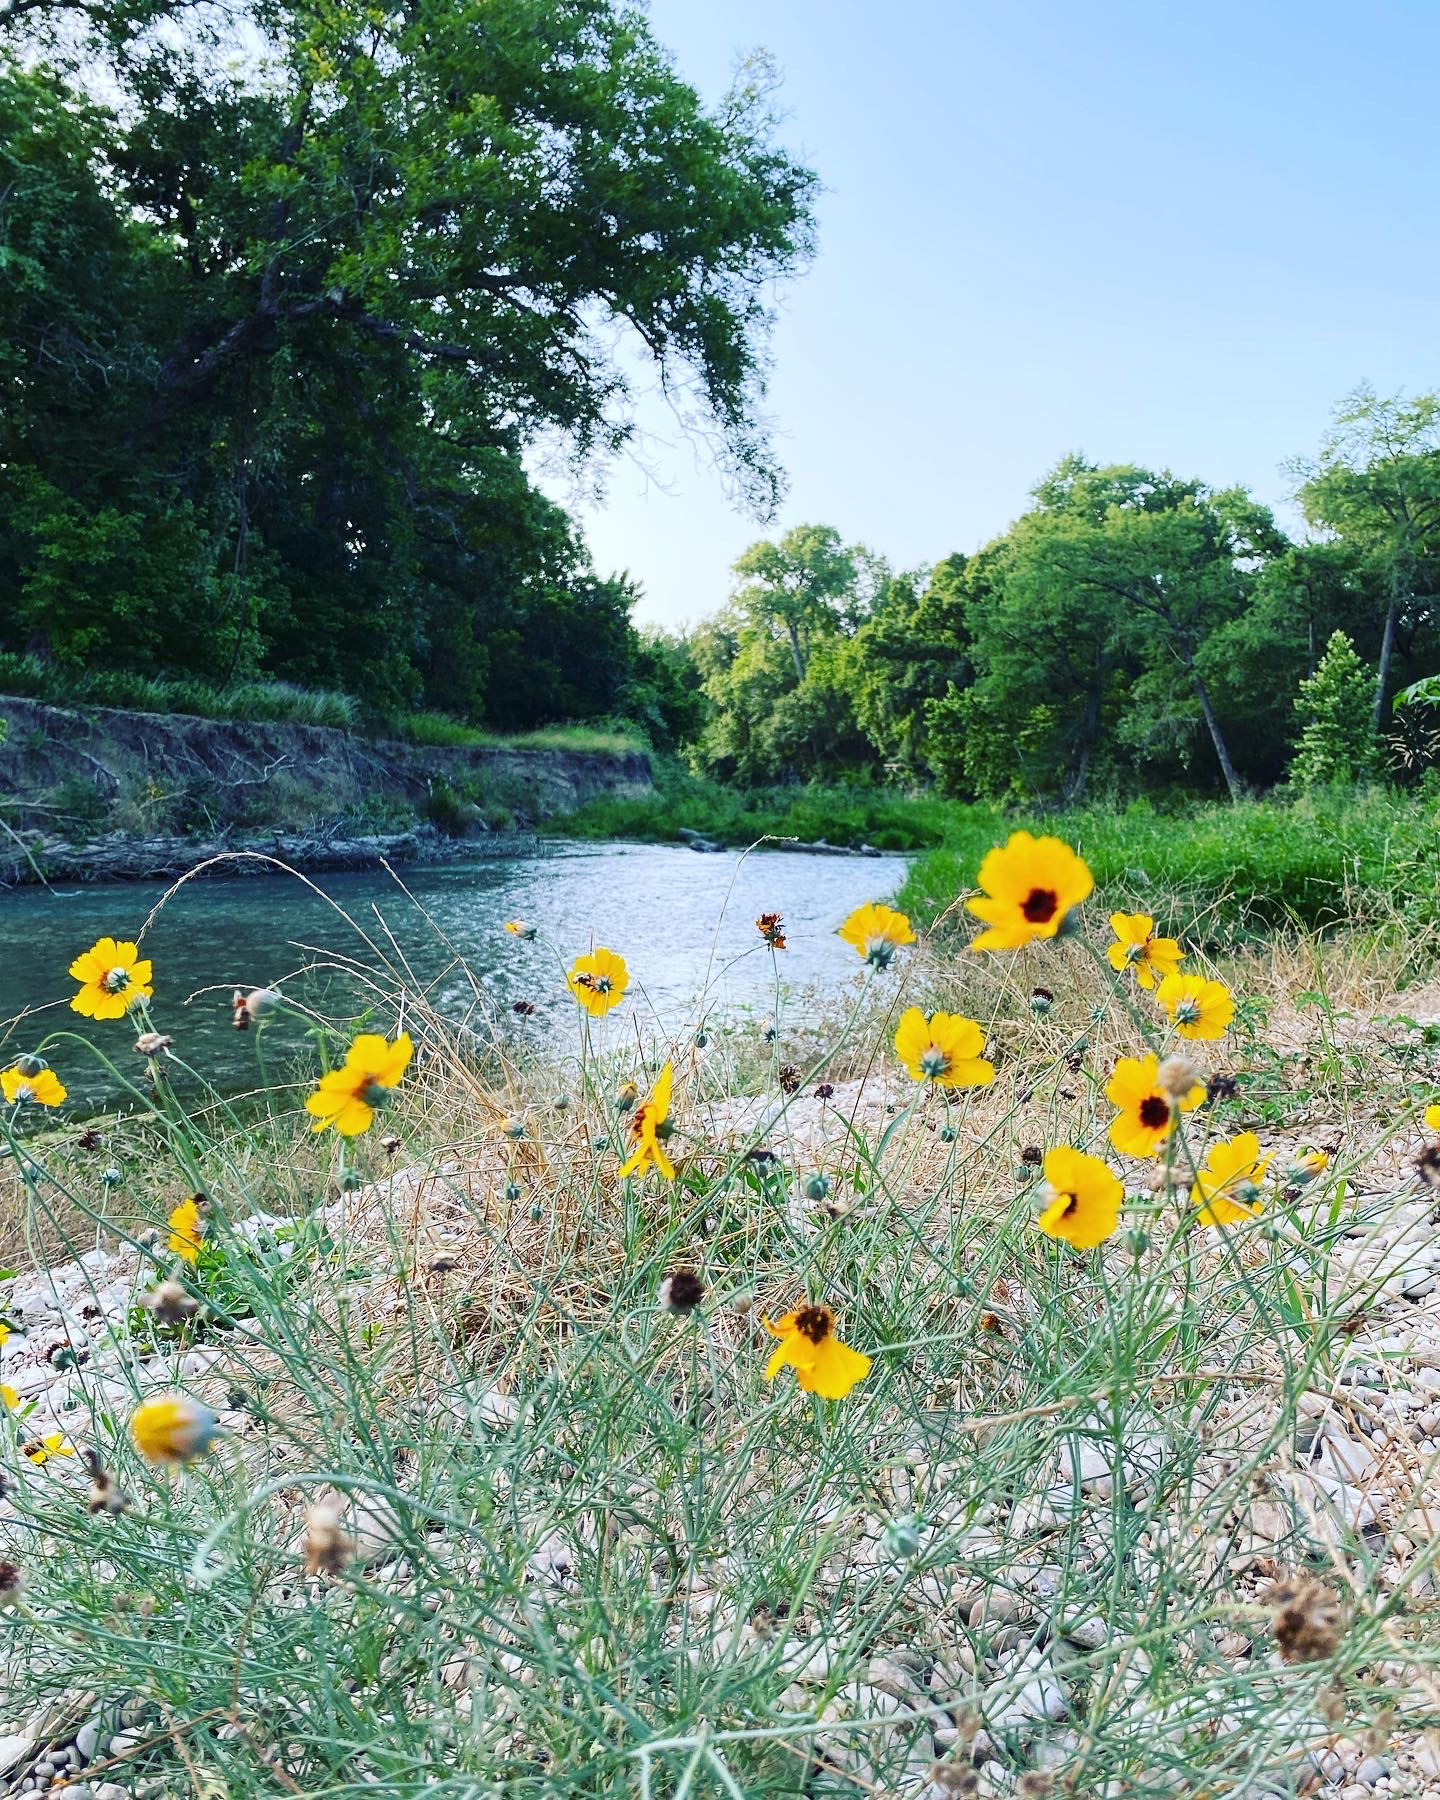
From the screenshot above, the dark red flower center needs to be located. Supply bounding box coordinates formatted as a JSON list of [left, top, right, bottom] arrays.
[[794, 1304, 834, 1344], [1022, 888, 1059, 923], [1138, 1095, 1170, 1130]]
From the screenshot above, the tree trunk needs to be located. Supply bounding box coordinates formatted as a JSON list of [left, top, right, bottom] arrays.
[[1372, 578, 1402, 735], [1190, 667, 1242, 800], [785, 620, 806, 682]]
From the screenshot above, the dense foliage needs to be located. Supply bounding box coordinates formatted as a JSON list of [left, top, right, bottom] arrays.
[[689, 392, 1440, 799], [0, 0, 815, 735]]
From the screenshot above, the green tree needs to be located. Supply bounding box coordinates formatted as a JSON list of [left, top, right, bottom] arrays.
[[1289, 385, 1440, 733], [0, 3, 818, 724], [1290, 630, 1379, 788]]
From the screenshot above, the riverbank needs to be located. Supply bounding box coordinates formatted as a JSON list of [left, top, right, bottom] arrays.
[[0, 695, 652, 886]]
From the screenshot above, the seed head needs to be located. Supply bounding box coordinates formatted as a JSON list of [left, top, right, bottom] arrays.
[[302, 1499, 355, 1578], [1266, 1574, 1341, 1663], [658, 1268, 705, 1314], [813, 1083, 835, 1101], [144, 1279, 200, 1327], [1157, 1054, 1202, 1100], [778, 1064, 800, 1095], [134, 1032, 174, 1057], [82, 1449, 130, 1516], [1206, 1071, 1239, 1104], [1029, 987, 1054, 1016], [0, 1561, 24, 1609]]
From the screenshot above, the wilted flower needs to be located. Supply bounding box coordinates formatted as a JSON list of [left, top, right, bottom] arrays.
[[0, 1561, 23, 1609], [302, 1500, 355, 1578], [894, 1008, 994, 1088], [1266, 1574, 1341, 1663], [838, 903, 916, 968], [658, 1268, 705, 1314], [619, 1063, 675, 1181], [130, 1393, 221, 1466], [755, 912, 787, 949], [1155, 972, 1234, 1041], [567, 946, 629, 1017], [305, 1032, 414, 1136], [966, 833, 1093, 952], [1106, 913, 1183, 989], [1, 1062, 66, 1107], [82, 1450, 130, 1516], [1106, 1054, 1205, 1158], [134, 1032, 174, 1057], [511, 999, 537, 1017], [764, 1303, 871, 1400], [143, 1280, 200, 1327], [778, 1064, 801, 1094], [503, 1116, 527, 1141], [69, 937, 153, 1020], [1035, 1146, 1123, 1250], [813, 1082, 835, 1101], [1192, 1132, 1271, 1227], [503, 920, 537, 941], [1207, 1070, 1239, 1104], [1029, 986, 1054, 1015], [1156, 1054, 1203, 1101], [166, 1195, 206, 1264], [380, 1133, 402, 1157]]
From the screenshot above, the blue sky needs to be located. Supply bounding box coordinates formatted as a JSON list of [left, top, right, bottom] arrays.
[[562, 0, 1440, 629]]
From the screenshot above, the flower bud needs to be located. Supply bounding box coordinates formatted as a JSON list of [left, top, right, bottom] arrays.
[[302, 1500, 354, 1578], [13, 1054, 43, 1079], [1029, 987, 1054, 1016], [882, 1515, 923, 1560], [802, 1172, 830, 1202]]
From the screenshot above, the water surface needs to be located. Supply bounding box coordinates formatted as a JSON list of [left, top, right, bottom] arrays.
[[0, 843, 908, 1107]]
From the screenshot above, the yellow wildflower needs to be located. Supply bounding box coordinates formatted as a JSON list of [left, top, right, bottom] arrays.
[[1, 1064, 66, 1107], [566, 946, 629, 1017], [130, 1393, 221, 1466], [22, 1433, 73, 1466], [838, 903, 915, 968], [167, 1196, 205, 1265], [504, 920, 537, 941], [1156, 972, 1234, 1041], [1192, 1132, 1271, 1227], [966, 832, 1094, 952], [1425, 1103, 1440, 1132], [619, 1062, 676, 1180], [1106, 1053, 1204, 1158], [893, 1008, 994, 1087], [1036, 1146, 1124, 1250], [305, 1032, 414, 1136], [68, 937, 153, 1020], [1, 1384, 17, 1410], [763, 1304, 871, 1400], [1106, 913, 1183, 989]]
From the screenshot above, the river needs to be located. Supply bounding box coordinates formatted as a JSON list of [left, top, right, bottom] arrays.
[[0, 842, 910, 1108]]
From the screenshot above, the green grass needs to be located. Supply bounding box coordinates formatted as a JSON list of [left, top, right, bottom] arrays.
[[392, 711, 645, 753], [0, 654, 360, 730], [563, 768, 1440, 934], [898, 787, 1440, 936], [553, 766, 956, 852]]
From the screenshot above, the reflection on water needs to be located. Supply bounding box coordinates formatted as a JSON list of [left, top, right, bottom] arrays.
[[0, 843, 909, 1107]]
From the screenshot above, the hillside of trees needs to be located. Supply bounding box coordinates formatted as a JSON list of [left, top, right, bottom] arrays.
[[4, 5, 1437, 799]]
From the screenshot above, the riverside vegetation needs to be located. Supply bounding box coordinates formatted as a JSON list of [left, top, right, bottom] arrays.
[[1, 830, 1439, 1796]]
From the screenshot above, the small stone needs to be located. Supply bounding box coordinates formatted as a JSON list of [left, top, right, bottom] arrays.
[[74, 1722, 100, 1763], [1356, 1757, 1389, 1786]]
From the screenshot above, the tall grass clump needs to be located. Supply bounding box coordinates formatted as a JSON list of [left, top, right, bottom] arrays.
[[0, 840, 1437, 1796], [0, 655, 359, 730]]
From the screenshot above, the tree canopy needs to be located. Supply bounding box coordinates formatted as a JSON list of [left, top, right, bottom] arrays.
[[0, 0, 817, 724]]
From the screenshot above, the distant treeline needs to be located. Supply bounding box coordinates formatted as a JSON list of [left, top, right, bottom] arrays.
[[682, 399, 1440, 801]]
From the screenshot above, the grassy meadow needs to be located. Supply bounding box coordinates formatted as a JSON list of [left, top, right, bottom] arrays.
[[1, 821, 1439, 1796]]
